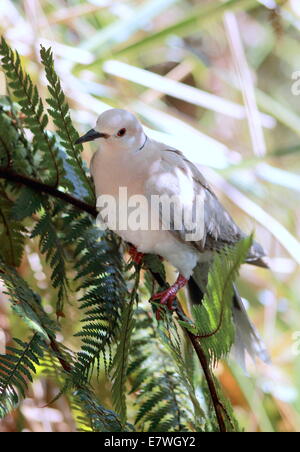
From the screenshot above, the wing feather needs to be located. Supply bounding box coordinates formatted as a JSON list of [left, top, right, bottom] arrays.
[[145, 147, 267, 265]]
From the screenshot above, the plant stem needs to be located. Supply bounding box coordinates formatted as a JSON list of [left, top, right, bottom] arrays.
[[185, 326, 226, 432], [0, 168, 97, 216]]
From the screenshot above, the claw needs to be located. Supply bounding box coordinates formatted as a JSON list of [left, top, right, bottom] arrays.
[[151, 274, 188, 320]]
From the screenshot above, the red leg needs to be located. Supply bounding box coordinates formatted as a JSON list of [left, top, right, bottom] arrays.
[[151, 274, 188, 320], [128, 245, 144, 265]]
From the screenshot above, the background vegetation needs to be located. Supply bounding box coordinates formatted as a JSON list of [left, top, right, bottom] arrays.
[[0, 0, 300, 432]]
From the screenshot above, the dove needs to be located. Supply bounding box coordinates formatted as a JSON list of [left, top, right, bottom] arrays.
[[75, 108, 269, 366]]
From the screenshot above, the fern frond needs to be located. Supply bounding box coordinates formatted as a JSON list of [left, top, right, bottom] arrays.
[[128, 308, 200, 432], [65, 218, 127, 382], [31, 210, 68, 313], [72, 387, 132, 432], [11, 186, 44, 221], [0, 260, 58, 339], [157, 322, 205, 430], [37, 345, 129, 433], [0, 97, 38, 177], [40, 46, 95, 202], [111, 271, 138, 424], [190, 236, 253, 366], [0, 334, 45, 418], [0, 37, 61, 186]]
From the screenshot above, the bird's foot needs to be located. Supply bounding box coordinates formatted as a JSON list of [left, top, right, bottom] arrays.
[[128, 245, 144, 265], [151, 274, 188, 320]]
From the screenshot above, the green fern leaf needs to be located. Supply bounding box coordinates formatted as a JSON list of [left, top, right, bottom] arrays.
[[31, 210, 68, 313], [40, 46, 95, 202], [157, 323, 205, 430], [128, 308, 200, 432], [64, 218, 127, 382], [11, 186, 44, 221], [0, 97, 38, 177], [111, 294, 136, 424], [191, 236, 253, 366], [0, 37, 61, 187], [72, 387, 132, 432], [0, 334, 45, 419], [0, 260, 58, 338]]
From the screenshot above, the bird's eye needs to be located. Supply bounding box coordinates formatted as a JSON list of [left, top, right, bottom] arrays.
[[117, 128, 126, 137]]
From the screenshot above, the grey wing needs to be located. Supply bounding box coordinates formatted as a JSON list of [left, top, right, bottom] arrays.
[[186, 158, 267, 265], [148, 148, 267, 266]]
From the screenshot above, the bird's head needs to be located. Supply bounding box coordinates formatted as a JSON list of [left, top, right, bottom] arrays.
[[75, 108, 146, 152]]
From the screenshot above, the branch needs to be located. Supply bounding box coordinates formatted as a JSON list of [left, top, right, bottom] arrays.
[[0, 168, 97, 217], [0, 166, 228, 432]]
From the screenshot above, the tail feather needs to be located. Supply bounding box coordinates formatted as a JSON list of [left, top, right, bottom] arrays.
[[232, 285, 269, 369], [187, 264, 269, 369]]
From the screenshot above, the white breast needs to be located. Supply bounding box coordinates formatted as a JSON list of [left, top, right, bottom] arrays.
[[91, 143, 201, 278]]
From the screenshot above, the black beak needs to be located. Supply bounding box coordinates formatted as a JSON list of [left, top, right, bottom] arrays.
[[75, 129, 105, 145]]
